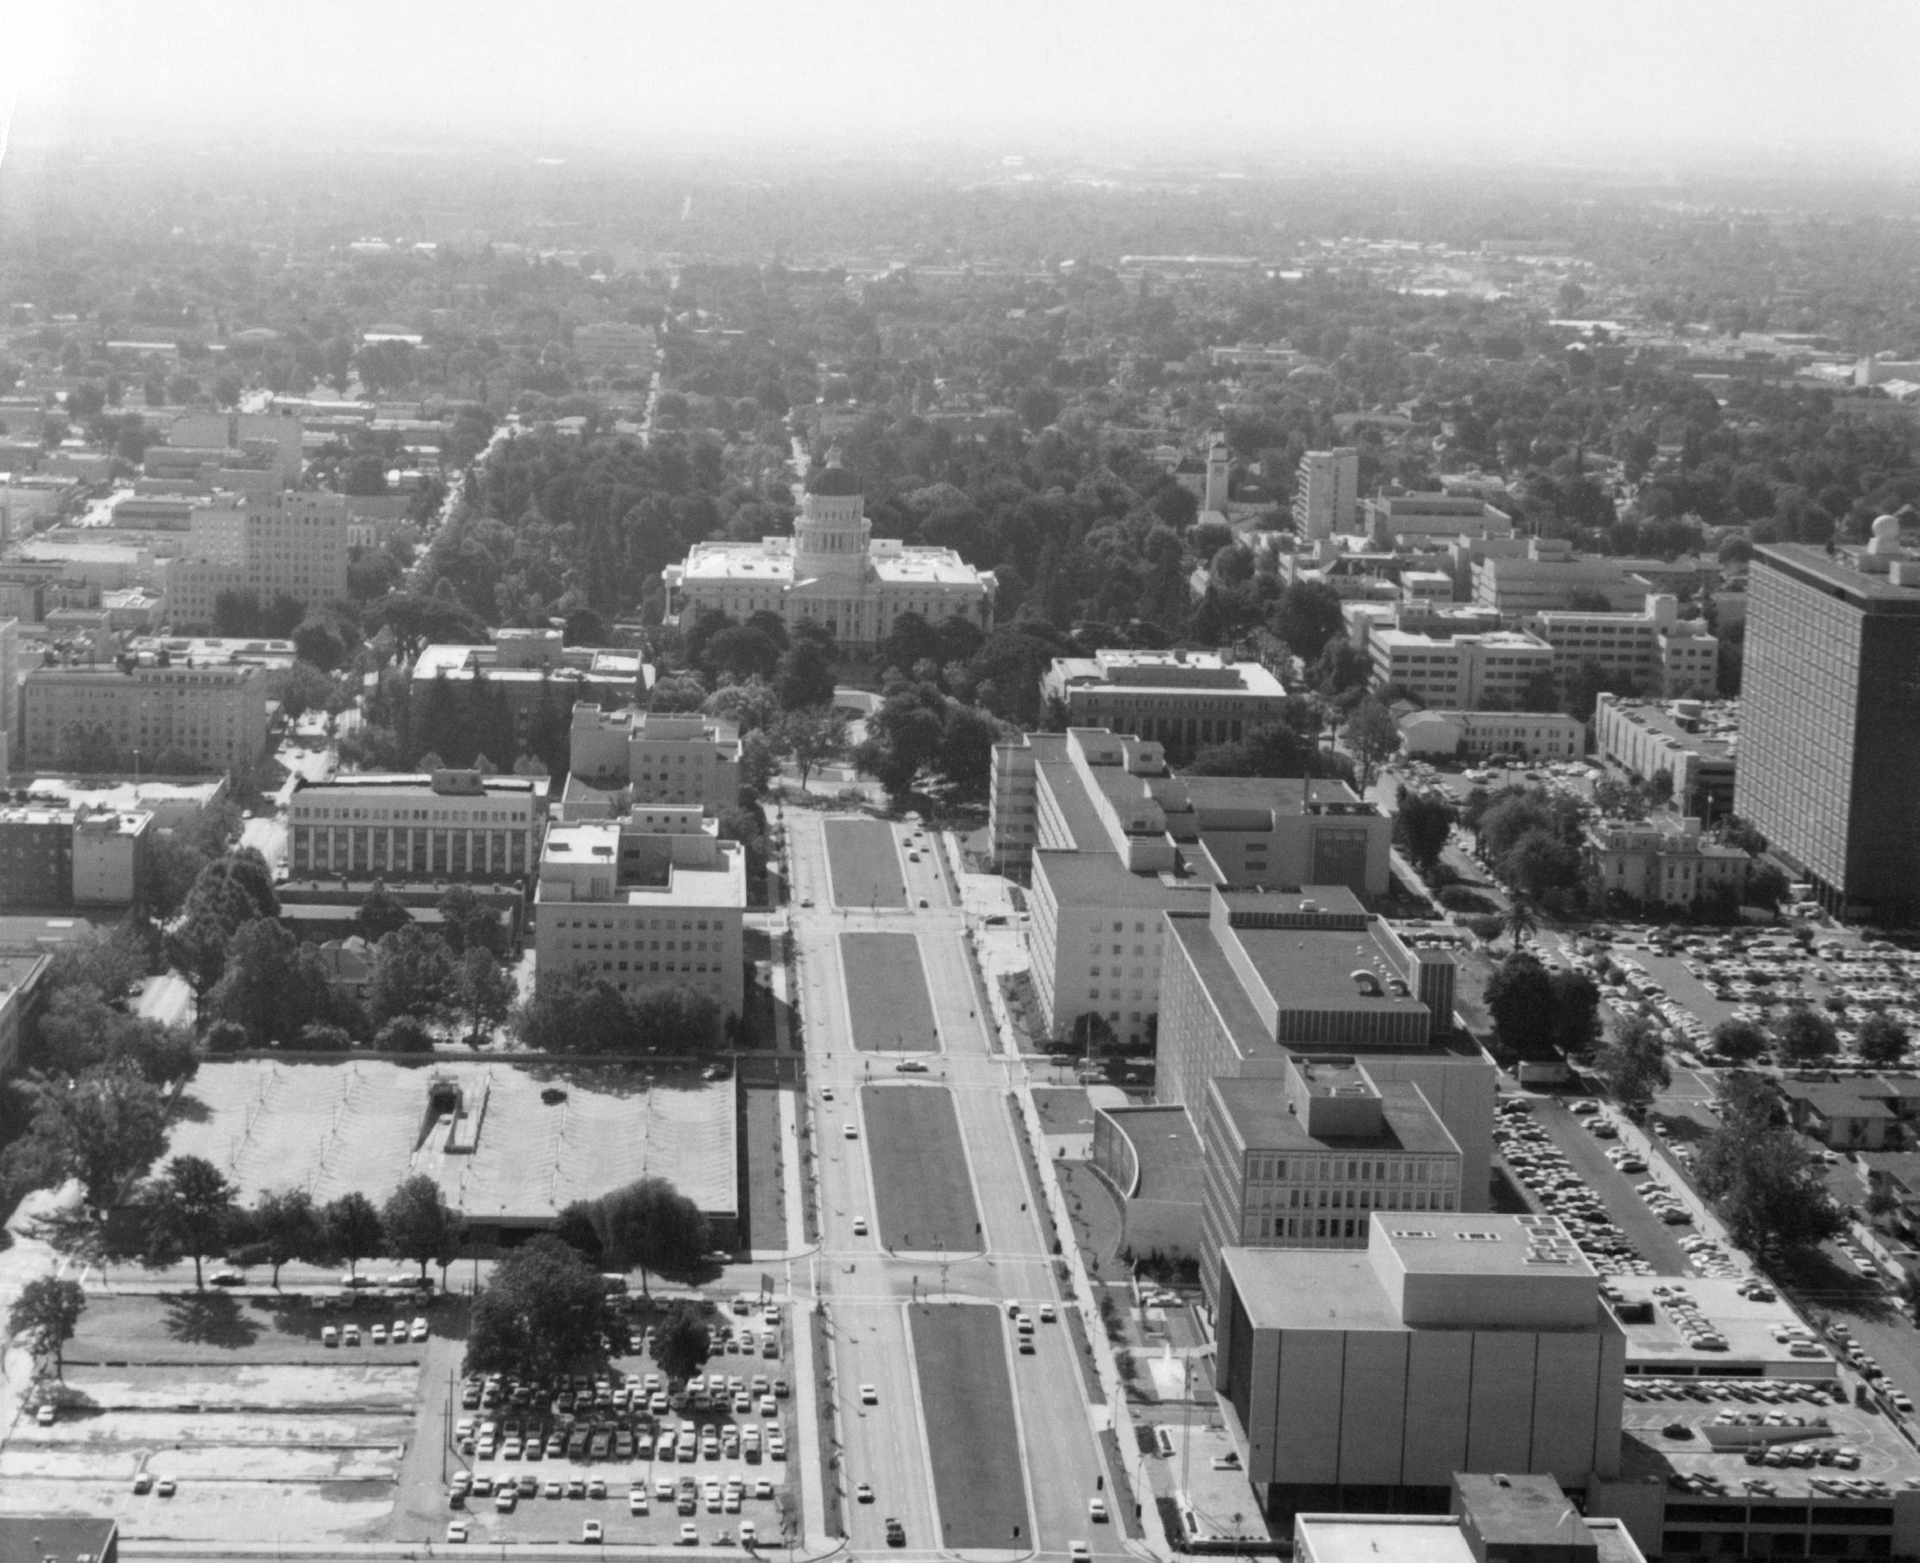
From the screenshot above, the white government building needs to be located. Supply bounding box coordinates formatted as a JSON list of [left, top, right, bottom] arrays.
[[662, 451, 996, 652]]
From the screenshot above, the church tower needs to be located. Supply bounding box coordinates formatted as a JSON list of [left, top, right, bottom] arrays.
[[792, 447, 870, 580]]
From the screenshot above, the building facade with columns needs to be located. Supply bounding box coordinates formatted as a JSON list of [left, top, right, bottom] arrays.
[[286, 769, 546, 883], [662, 453, 996, 652]]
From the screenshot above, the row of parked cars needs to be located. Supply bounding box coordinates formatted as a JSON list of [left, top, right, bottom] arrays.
[[1494, 1100, 1655, 1277], [321, 1315, 427, 1347]]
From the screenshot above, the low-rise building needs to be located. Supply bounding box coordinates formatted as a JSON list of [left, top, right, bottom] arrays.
[[1397, 709, 1585, 761], [1584, 815, 1751, 911], [533, 813, 746, 1027], [287, 770, 545, 883], [567, 704, 741, 810], [1594, 694, 1737, 817], [1524, 596, 1719, 700], [1217, 1214, 1625, 1522], [1039, 649, 1289, 756], [21, 660, 267, 774], [1361, 492, 1515, 548], [1472, 539, 1650, 615], [1369, 629, 1557, 709]]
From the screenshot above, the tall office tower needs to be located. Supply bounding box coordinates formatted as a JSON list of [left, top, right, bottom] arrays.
[[1291, 447, 1358, 540], [1737, 523, 1920, 919]]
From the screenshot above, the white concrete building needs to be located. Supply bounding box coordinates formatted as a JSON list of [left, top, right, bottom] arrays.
[[1292, 447, 1359, 540], [1396, 709, 1585, 761], [168, 491, 351, 629], [1039, 649, 1289, 754], [1523, 595, 1719, 700], [567, 704, 742, 810], [663, 452, 995, 652], [1368, 629, 1556, 709], [533, 814, 746, 1027], [287, 770, 546, 883]]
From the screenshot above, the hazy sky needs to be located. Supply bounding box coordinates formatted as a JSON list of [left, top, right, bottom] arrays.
[[8, 0, 1920, 164]]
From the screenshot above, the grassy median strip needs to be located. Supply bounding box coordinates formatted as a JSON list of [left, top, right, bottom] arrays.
[[824, 819, 906, 908], [840, 932, 938, 1053], [909, 1302, 1031, 1549], [861, 1085, 980, 1252]]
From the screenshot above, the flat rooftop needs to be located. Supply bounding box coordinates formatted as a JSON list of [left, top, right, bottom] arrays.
[[1757, 543, 1920, 610], [1098, 1104, 1203, 1203], [1212, 1074, 1457, 1154], [1618, 1389, 1920, 1502], [1296, 1516, 1473, 1563], [1032, 849, 1213, 911], [1233, 923, 1432, 1015], [1608, 1277, 1839, 1378], [167, 1059, 736, 1224]]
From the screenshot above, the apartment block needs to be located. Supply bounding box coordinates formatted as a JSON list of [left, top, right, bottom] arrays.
[[287, 770, 545, 883], [167, 490, 350, 629], [21, 661, 267, 773], [1593, 694, 1737, 817], [533, 813, 746, 1027], [1736, 527, 1920, 918], [1039, 649, 1289, 756], [1292, 447, 1359, 540], [1523, 595, 1718, 700], [567, 704, 742, 810], [1217, 1215, 1625, 1522], [0, 804, 148, 907], [1368, 629, 1556, 709]]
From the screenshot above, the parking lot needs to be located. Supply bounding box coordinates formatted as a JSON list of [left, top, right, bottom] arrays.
[[431, 1298, 800, 1549]]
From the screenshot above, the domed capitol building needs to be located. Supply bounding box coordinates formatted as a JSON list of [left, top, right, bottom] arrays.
[[662, 451, 996, 651]]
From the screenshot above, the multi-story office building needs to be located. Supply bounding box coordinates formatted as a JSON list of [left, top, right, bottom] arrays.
[[533, 813, 745, 1027], [1396, 709, 1584, 761], [567, 704, 742, 810], [287, 770, 545, 883], [1198, 1056, 1462, 1281], [1216, 1214, 1625, 1522], [1737, 525, 1920, 918], [167, 491, 350, 629], [664, 453, 996, 652], [21, 661, 267, 774], [1584, 815, 1750, 911], [1038, 649, 1289, 756], [998, 730, 1392, 1047], [1593, 694, 1737, 818], [1523, 595, 1718, 700], [1360, 492, 1515, 548], [1368, 629, 1556, 709], [408, 630, 653, 765], [1292, 448, 1359, 539], [991, 727, 1390, 886]]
